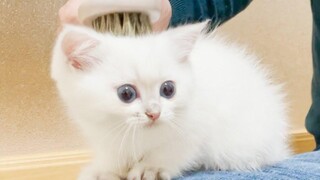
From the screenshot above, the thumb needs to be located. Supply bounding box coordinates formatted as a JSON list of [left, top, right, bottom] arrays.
[[59, 0, 83, 25], [152, 0, 172, 32]]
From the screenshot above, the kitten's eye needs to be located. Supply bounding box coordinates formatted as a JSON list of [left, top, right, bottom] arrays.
[[117, 84, 137, 103], [160, 81, 175, 99]]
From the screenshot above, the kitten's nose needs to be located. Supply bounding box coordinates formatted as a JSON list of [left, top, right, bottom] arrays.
[[145, 112, 161, 121]]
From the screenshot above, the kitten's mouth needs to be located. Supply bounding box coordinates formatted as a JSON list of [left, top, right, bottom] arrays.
[[144, 121, 159, 128]]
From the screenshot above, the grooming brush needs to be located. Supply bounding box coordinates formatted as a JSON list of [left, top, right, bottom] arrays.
[[78, 0, 162, 36]]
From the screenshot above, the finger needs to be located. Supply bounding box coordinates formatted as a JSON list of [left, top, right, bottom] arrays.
[[152, 0, 172, 32], [58, 0, 82, 25]]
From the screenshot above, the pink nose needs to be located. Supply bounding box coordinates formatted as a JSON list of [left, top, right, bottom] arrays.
[[145, 112, 161, 121]]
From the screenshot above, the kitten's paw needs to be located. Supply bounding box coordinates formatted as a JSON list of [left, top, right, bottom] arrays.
[[127, 165, 171, 180], [78, 165, 121, 180]]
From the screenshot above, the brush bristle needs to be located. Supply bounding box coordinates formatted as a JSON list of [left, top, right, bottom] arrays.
[[92, 12, 152, 36]]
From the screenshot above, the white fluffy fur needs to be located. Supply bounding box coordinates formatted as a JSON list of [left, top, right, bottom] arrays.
[[51, 23, 290, 180]]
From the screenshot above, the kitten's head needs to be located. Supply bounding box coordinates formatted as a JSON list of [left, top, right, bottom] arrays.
[[51, 23, 206, 129]]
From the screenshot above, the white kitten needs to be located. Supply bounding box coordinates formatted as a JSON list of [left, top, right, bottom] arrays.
[[51, 22, 290, 180]]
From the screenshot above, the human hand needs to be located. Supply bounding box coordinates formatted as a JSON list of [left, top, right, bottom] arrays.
[[58, 0, 172, 32], [59, 0, 83, 25], [152, 0, 172, 32]]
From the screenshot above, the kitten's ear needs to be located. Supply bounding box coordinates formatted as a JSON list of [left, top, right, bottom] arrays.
[[167, 21, 209, 61], [60, 26, 100, 70]]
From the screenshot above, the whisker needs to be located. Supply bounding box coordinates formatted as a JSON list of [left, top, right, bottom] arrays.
[[130, 120, 148, 125], [118, 124, 132, 170], [110, 125, 129, 171], [167, 121, 185, 137], [102, 121, 127, 140], [132, 124, 138, 162]]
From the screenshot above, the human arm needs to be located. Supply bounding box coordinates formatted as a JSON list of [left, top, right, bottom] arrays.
[[169, 0, 252, 28], [59, 0, 252, 31]]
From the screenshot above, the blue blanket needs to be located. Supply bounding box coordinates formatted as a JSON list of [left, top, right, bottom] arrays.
[[178, 151, 320, 179]]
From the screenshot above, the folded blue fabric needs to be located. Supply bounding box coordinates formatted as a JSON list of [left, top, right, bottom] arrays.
[[177, 151, 320, 180]]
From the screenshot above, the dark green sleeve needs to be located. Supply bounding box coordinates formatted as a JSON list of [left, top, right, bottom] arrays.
[[306, 0, 320, 151], [169, 0, 252, 28]]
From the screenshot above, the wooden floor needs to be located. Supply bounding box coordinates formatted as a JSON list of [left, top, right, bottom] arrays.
[[0, 132, 316, 180]]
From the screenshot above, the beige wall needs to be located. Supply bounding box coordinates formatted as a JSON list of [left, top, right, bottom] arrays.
[[0, 0, 313, 157], [0, 0, 86, 157]]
